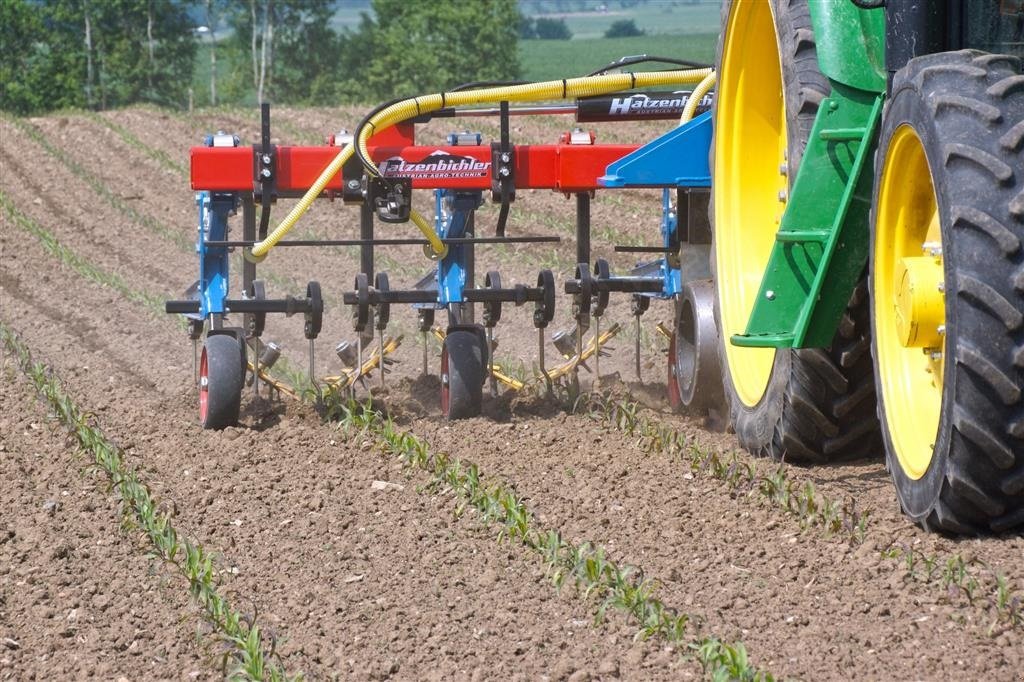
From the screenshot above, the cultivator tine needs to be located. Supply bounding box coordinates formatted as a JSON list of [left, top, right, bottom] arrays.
[[594, 316, 601, 389], [253, 337, 261, 398], [325, 336, 402, 391], [246, 358, 297, 400], [309, 338, 322, 406], [538, 328, 550, 393], [422, 335, 429, 376], [193, 338, 198, 385], [635, 316, 642, 383], [487, 327, 497, 397], [545, 323, 621, 381]]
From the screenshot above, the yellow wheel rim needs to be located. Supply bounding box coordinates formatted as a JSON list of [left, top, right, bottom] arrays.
[[714, 0, 785, 407], [874, 124, 945, 480]]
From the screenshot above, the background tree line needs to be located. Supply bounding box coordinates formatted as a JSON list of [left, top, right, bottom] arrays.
[[0, 0, 521, 115]]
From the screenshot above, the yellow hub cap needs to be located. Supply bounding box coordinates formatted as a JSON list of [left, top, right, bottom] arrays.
[[714, 0, 785, 407], [874, 125, 945, 480]]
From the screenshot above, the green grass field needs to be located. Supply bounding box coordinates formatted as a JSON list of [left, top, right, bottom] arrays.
[[550, 2, 721, 39], [519, 33, 716, 81]]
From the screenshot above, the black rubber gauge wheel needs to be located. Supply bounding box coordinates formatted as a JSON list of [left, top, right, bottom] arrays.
[[441, 328, 485, 420], [199, 334, 244, 429]]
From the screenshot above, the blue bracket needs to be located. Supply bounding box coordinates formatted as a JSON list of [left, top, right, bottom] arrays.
[[659, 188, 682, 298], [599, 111, 712, 188], [196, 190, 238, 317], [435, 189, 484, 306]]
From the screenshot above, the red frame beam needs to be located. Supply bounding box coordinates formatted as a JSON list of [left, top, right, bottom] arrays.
[[191, 141, 639, 195]]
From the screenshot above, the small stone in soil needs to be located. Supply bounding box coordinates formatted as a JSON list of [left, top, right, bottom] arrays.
[[42, 500, 59, 515], [370, 480, 404, 492]]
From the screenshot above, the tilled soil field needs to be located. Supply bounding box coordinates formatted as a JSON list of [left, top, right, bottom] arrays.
[[1, 107, 1023, 681]]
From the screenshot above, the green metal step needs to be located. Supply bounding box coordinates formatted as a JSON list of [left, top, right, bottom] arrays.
[[731, 87, 884, 350]]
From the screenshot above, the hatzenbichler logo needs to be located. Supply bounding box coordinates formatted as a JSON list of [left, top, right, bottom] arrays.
[[379, 151, 491, 179], [607, 91, 713, 116]]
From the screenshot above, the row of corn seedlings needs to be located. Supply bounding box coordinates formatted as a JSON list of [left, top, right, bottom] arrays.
[[571, 392, 869, 544], [573, 391, 1024, 637], [881, 543, 1022, 634], [7, 116, 193, 251], [82, 111, 189, 179], [0, 324, 299, 681], [325, 394, 774, 682], [0, 191, 171, 320], [5, 118, 352, 330]]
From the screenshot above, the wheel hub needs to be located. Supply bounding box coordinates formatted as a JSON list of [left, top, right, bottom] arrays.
[[894, 255, 944, 349]]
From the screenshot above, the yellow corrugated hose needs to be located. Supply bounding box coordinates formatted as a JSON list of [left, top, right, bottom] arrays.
[[249, 68, 713, 261], [680, 71, 715, 124]]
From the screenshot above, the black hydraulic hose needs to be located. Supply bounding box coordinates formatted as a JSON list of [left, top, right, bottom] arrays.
[[353, 95, 407, 178], [449, 80, 531, 92], [352, 81, 533, 176], [586, 54, 711, 76]]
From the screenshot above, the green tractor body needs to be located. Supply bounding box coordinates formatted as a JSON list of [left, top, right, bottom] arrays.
[[711, 0, 1024, 533]]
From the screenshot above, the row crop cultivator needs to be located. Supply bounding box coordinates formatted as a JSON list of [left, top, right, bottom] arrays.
[[167, 0, 1024, 535]]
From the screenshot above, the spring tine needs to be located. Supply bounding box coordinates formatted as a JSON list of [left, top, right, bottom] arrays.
[[253, 337, 260, 398], [378, 334, 386, 390], [634, 315, 642, 384], [538, 328, 551, 395], [421, 332, 428, 376], [193, 338, 198, 385], [594, 316, 601, 389], [575, 327, 583, 382], [487, 327, 497, 397], [310, 338, 323, 406]]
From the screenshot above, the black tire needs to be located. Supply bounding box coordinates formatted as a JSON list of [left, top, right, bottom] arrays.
[[711, 0, 881, 462], [199, 334, 244, 429], [871, 50, 1024, 533], [441, 329, 485, 420]]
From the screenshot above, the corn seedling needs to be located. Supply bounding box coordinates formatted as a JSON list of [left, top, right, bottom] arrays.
[[575, 393, 869, 545], [12, 118, 193, 251], [83, 111, 189, 179], [326, 394, 774, 681], [881, 543, 1023, 632], [1, 325, 299, 681]]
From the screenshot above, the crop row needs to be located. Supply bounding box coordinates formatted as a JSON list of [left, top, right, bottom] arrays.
[[325, 392, 774, 681], [575, 391, 1024, 634], [0, 324, 299, 681]]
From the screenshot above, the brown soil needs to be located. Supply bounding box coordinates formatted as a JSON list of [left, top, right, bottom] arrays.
[[2, 107, 1022, 680]]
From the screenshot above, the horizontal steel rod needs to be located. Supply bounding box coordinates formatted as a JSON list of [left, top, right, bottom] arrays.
[[614, 245, 673, 253], [204, 236, 561, 247]]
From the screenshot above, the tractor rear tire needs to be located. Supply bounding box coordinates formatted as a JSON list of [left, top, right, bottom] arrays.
[[711, 0, 881, 462], [199, 334, 244, 430], [871, 50, 1024, 534], [441, 328, 485, 420]]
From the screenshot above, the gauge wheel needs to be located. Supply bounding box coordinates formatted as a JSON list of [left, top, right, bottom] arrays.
[[871, 50, 1024, 533], [199, 334, 244, 429], [441, 328, 485, 420], [711, 0, 880, 462]]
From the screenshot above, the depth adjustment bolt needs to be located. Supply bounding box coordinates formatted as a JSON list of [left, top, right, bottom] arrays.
[[261, 168, 272, 179]]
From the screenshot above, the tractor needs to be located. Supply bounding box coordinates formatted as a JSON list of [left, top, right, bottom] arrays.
[[166, 0, 1023, 535], [707, 0, 1024, 534]]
